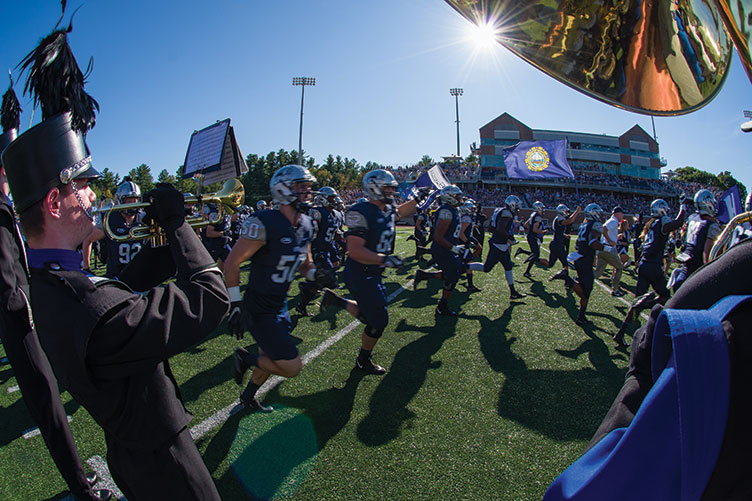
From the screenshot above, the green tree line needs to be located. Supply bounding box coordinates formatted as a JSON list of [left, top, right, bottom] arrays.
[[89, 149, 475, 206], [671, 166, 747, 202]]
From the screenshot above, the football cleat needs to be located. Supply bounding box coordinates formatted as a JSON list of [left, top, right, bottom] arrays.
[[240, 395, 274, 413], [355, 357, 386, 375], [435, 302, 458, 316], [509, 291, 526, 300]]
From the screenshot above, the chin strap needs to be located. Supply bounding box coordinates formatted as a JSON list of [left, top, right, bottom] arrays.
[[69, 178, 94, 221]]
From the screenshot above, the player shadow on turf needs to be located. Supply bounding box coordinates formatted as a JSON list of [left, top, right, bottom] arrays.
[[465, 309, 626, 441], [356, 315, 459, 446], [203, 370, 366, 499]]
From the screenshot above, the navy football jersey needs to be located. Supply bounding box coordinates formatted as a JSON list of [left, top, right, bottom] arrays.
[[576, 220, 602, 265], [431, 204, 462, 250], [311, 206, 338, 252], [682, 215, 721, 270], [527, 213, 543, 237], [489, 207, 515, 246], [641, 216, 672, 264], [552, 215, 568, 246], [240, 210, 313, 313], [102, 211, 144, 278], [344, 201, 396, 275]]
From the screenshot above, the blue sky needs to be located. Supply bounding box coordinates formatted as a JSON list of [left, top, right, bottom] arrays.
[[2, 1, 750, 190]]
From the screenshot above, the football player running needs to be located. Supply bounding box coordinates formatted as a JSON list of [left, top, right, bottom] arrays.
[[473, 195, 527, 300], [546, 204, 581, 280], [551, 203, 605, 325], [635, 198, 688, 302], [413, 185, 480, 316], [82, 177, 144, 278], [520, 201, 551, 278], [320, 169, 428, 375], [296, 186, 341, 316], [670, 189, 721, 292], [227, 165, 316, 412]]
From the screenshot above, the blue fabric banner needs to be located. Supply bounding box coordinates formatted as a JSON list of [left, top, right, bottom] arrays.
[[402, 165, 451, 209], [716, 185, 742, 224], [503, 140, 574, 179]]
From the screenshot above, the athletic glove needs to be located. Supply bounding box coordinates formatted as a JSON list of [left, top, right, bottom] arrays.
[[450, 244, 466, 255], [227, 301, 245, 340], [413, 186, 434, 203], [383, 255, 404, 268]]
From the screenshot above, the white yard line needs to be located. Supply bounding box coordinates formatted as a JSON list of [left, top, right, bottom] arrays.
[[23, 416, 71, 440]]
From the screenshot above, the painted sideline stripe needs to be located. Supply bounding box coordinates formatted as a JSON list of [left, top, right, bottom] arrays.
[[23, 415, 71, 439]]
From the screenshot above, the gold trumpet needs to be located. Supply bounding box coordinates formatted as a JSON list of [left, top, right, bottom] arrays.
[[708, 211, 752, 261], [94, 178, 245, 245]]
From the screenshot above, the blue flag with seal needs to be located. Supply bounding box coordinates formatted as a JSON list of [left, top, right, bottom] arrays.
[[401, 164, 451, 209], [503, 139, 574, 179], [716, 185, 742, 224]]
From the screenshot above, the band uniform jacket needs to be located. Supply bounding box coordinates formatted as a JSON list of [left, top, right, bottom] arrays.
[[28, 222, 230, 499], [0, 192, 98, 498]]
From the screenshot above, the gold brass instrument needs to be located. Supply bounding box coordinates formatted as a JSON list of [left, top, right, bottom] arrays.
[[94, 178, 245, 245], [708, 210, 752, 261], [444, 0, 752, 116]]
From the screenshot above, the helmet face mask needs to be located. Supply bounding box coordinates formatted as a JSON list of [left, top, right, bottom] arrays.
[[694, 189, 717, 217], [269, 164, 317, 212], [363, 169, 398, 204]]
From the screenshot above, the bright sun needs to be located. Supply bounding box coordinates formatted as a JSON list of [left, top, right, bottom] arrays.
[[467, 22, 497, 51]]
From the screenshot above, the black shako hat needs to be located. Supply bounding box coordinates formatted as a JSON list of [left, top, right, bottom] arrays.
[[1, 12, 100, 214]]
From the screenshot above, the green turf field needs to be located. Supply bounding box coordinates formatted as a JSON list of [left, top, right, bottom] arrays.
[[0, 228, 646, 500]]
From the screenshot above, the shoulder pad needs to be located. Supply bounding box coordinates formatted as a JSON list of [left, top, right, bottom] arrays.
[[240, 215, 267, 241], [346, 209, 368, 230]]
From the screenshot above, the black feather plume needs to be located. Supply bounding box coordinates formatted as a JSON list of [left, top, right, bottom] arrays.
[[1, 73, 22, 133], [18, 18, 99, 134]]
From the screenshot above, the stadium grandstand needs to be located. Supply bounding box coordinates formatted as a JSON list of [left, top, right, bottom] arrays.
[[380, 113, 722, 216]]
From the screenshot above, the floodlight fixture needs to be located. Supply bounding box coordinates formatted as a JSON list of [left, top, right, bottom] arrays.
[[292, 77, 316, 162]]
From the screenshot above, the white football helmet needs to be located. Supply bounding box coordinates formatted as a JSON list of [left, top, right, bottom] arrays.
[[115, 178, 141, 203], [269, 164, 317, 211], [694, 189, 717, 217], [650, 199, 670, 217], [532, 201, 545, 214], [439, 185, 463, 207], [315, 186, 338, 208], [584, 203, 603, 221], [556, 204, 570, 217], [363, 169, 398, 204], [505, 195, 521, 213]]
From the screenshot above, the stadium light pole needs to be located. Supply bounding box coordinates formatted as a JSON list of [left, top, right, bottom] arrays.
[[293, 77, 316, 163], [450, 88, 463, 158]]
